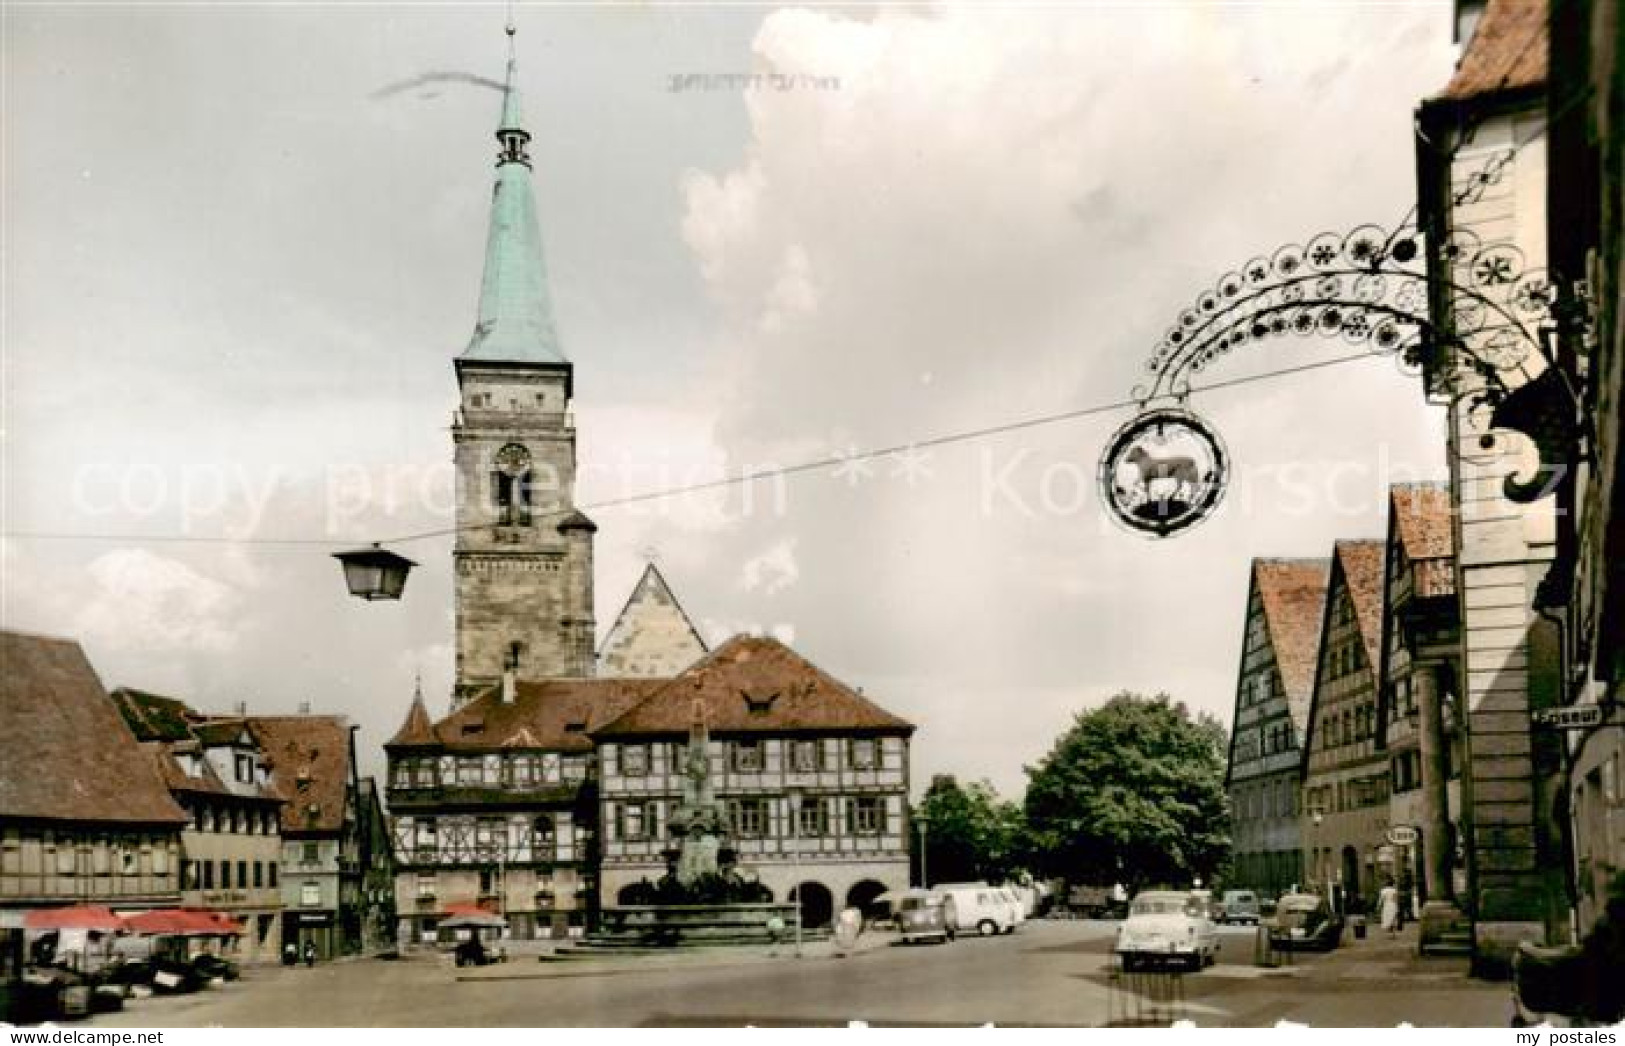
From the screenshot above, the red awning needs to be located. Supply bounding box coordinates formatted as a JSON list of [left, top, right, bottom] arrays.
[[441, 901, 499, 917], [124, 909, 244, 937], [25, 905, 128, 932]]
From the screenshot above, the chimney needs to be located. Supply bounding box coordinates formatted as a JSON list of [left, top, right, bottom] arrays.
[[501, 666, 516, 705], [233, 701, 247, 717], [297, 700, 311, 715]]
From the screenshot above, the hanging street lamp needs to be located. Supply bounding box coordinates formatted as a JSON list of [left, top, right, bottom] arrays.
[[333, 544, 418, 601]]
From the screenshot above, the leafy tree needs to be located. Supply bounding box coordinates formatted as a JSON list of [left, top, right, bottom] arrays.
[[915, 774, 1027, 886], [1023, 692, 1230, 890]]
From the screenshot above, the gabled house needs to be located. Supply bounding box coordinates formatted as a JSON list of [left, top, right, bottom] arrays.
[[0, 631, 188, 912], [1300, 540, 1390, 911], [1224, 559, 1329, 898], [111, 688, 286, 963], [385, 675, 660, 943], [592, 635, 914, 930]]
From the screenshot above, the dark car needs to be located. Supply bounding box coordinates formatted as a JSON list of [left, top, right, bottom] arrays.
[[896, 895, 950, 945], [454, 938, 505, 967], [1269, 893, 1344, 951]]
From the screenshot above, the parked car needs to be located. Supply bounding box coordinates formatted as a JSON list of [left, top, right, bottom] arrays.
[[453, 938, 506, 967], [937, 886, 1021, 937], [896, 894, 950, 945], [1269, 893, 1345, 951], [1217, 890, 1262, 925], [1113, 890, 1219, 972]]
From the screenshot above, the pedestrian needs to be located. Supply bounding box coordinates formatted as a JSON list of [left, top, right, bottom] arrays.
[[302, 940, 316, 967], [282, 941, 297, 967], [1378, 880, 1400, 937], [833, 906, 863, 956]]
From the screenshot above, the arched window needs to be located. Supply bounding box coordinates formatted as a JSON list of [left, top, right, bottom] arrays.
[[492, 444, 533, 526]]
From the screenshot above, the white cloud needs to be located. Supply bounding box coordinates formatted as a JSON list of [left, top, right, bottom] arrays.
[[740, 537, 800, 596], [75, 548, 243, 655]]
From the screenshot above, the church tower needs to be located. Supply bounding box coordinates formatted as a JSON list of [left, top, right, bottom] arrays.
[[452, 27, 595, 702]]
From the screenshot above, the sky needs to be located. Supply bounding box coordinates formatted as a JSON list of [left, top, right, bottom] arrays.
[[2, 2, 1461, 798]]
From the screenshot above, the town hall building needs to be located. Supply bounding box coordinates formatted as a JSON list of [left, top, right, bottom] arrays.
[[385, 34, 913, 944]]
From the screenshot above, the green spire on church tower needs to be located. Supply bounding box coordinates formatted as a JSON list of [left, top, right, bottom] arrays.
[[462, 23, 567, 365]]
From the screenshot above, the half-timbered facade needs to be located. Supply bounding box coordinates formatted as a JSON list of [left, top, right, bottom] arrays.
[[593, 636, 914, 929], [0, 632, 188, 914], [1301, 540, 1390, 911], [1225, 559, 1328, 899], [385, 677, 660, 942]]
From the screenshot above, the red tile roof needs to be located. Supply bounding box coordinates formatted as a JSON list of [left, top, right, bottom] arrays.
[[0, 631, 187, 826], [1390, 482, 1455, 562], [1440, 0, 1547, 101], [1253, 559, 1332, 715], [243, 715, 353, 836], [109, 687, 195, 743], [593, 635, 913, 737], [405, 678, 666, 753], [387, 691, 436, 747], [1334, 540, 1387, 671]]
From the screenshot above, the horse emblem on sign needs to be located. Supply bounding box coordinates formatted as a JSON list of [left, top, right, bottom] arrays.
[[1098, 408, 1229, 537]]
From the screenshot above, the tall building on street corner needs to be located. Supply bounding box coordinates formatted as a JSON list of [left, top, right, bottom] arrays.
[[1414, 0, 1570, 961], [1300, 540, 1390, 908], [0, 631, 188, 913], [1542, 0, 1625, 940], [110, 688, 287, 963], [385, 31, 915, 943], [1225, 559, 1329, 899]]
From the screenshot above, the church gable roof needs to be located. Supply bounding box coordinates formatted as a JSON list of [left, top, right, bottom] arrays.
[[592, 635, 913, 738], [597, 563, 708, 678]]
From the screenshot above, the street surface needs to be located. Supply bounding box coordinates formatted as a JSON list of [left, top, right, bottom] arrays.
[[89, 921, 1509, 1027]]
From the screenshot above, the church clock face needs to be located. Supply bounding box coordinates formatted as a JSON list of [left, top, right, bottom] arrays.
[[494, 443, 532, 476]]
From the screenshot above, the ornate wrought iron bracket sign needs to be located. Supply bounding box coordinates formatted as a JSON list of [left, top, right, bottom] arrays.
[[1098, 407, 1228, 537], [1101, 216, 1578, 538]]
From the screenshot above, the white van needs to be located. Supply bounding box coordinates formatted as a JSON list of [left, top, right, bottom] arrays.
[[936, 885, 1020, 936]]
